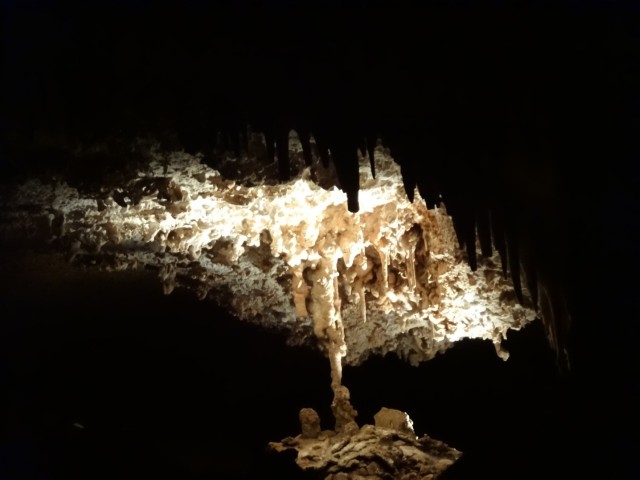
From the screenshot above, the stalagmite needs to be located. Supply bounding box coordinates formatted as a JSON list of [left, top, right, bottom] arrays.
[[269, 406, 461, 479], [376, 244, 389, 294]]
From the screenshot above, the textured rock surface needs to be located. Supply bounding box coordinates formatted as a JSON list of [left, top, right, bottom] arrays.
[[270, 407, 461, 480], [0, 136, 536, 369], [300, 408, 322, 439], [374, 407, 415, 437]]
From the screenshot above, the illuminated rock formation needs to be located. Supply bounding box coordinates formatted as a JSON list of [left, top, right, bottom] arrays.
[[269, 407, 461, 480], [0, 136, 536, 369], [0, 135, 537, 473]]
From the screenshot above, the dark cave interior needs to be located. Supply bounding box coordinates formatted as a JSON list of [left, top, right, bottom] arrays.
[[1, 1, 638, 479]]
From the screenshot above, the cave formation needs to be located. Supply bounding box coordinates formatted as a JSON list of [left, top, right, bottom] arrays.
[[1, 134, 540, 477], [0, 2, 637, 479]]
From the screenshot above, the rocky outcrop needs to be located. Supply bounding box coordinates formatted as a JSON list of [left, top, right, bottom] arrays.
[[269, 407, 461, 480], [373, 407, 415, 437]]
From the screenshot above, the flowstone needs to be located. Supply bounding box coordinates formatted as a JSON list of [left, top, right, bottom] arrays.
[[269, 407, 461, 480]]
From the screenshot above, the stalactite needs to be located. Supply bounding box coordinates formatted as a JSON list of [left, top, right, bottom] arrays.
[[291, 266, 309, 318], [308, 254, 357, 431], [264, 129, 276, 164], [401, 163, 417, 203], [522, 242, 538, 309], [537, 278, 571, 370], [298, 127, 313, 166], [357, 279, 367, 323], [374, 244, 389, 295], [314, 133, 331, 168], [464, 211, 478, 272], [477, 207, 493, 257], [329, 141, 361, 214], [506, 225, 524, 305], [400, 227, 419, 291], [366, 135, 376, 179], [538, 281, 557, 354], [417, 178, 437, 210], [276, 129, 290, 181], [491, 207, 508, 276]]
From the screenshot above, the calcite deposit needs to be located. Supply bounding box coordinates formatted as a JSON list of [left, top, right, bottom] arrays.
[[269, 407, 461, 480], [0, 134, 536, 368]]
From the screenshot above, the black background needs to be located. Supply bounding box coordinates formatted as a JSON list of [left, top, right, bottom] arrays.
[[1, 1, 638, 478]]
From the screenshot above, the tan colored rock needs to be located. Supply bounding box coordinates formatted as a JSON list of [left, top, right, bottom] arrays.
[[299, 408, 322, 439], [269, 408, 461, 480], [342, 420, 359, 436], [331, 385, 358, 432], [373, 407, 415, 437]]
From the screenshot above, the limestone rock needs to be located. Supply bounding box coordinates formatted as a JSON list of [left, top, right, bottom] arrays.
[[299, 408, 322, 439], [373, 407, 415, 437], [332, 385, 358, 432], [269, 410, 461, 480]]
